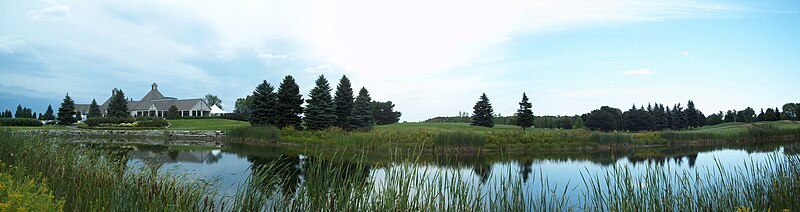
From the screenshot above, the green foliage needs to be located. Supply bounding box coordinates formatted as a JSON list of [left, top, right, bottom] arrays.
[[56, 93, 76, 125], [707, 111, 724, 125], [573, 116, 584, 129], [166, 105, 179, 120], [471, 93, 494, 128], [88, 99, 101, 118], [304, 75, 336, 131], [225, 126, 280, 143], [737, 107, 756, 123], [516, 93, 534, 130], [75, 111, 82, 121], [84, 117, 135, 127], [1, 110, 11, 118], [135, 117, 169, 128], [584, 106, 621, 131], [106, 89, 130, 118], [432, 131, 486, 147], [333, 75, 355, 130], [234, 95, 254, 121], [14, 105, 34, 119], [622, 105, 651, 132], [351, 87, 374, 131], [0, 161, 65, 211], [371, 101, 401, 125], [685, 100, 700, 128], [42, 105, 55, 120], [275, 75, 304, 129], [782, 103, 800, 121], [0, 118, 43, 127], [204, 94, 222, 109], [250, 80, 277, 126], [590, 132, 631, 144]]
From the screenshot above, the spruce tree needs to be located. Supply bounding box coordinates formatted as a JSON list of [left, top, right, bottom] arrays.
[[516, 93, 534, 130], [44, 105, 55, 120], [57, 93, 76, 125], [275, 75, 304, 129], [107, 90, 130, 118], [333, 75, 355, 130], [471, 93, 494, 128], [351, 87, 374, 131], [371, 101, 402, 125], [250, 80, 278, 126], [304, 75, 335, 130], [15, 105, 23, 118], [685, 100, 699, 128], [88, 99, 101, 117]]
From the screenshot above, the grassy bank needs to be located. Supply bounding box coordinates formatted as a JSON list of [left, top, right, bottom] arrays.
[[225, 121, 800, 151], [1, 131, 798, 211]]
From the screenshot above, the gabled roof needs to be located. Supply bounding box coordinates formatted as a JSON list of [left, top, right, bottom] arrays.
[[140, 89, 165, 102]]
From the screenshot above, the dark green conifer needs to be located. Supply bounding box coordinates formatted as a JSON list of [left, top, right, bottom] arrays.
[[304, 75, 336, 130], [516, 93, 534, 130], [275, 75, 304, 129], [333, 76, 355, 130], [250, 80, 277, 126], [471, 93, 494, 128]]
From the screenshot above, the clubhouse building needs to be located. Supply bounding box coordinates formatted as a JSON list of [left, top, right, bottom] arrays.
[[75, 83, 212, 117]]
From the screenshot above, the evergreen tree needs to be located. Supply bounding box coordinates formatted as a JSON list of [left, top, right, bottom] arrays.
[[697, 111, 707, 126], [776, 107, 782, 120], [43, 105, 55, 120], [304, 75, 336, 130], [671, 104, 688, 130], [88, 99, 101, 117], [757, 109, 766, 121], [516, 93, 534, 130], [585, 108, 617, 131], [685, 100, 699, 128], [371, 101, 401, 125], [275, 75, 304, 129], [471, 93, 494, 128], [350, 87, 374, 131], [14, 105, 23, 118], [2, 110, 10, 118], [57, 93, 76, 125], [332, 75, 355, 130], [250, 80, 278, 126], [75, 111, 83, 121], [107, 89, 130, 118], [573, 115, 584, 129], [166, 105, 179, 119]]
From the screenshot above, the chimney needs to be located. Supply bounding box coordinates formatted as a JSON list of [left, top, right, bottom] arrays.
[[151, 83, 158, 91], [112, 88, 118, 95]]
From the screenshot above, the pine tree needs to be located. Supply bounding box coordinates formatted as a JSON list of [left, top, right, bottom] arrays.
[[516, 93, 534, 130], [75, 111, 83, 121], [685, 100, 699, 128], [275, 75, 304, 129], [88, 99, 102, 117], [43, 105, 55, 120], [351, 87, 374, 131], [250, 80, 278, 126], [471, 93, 494, 128], [57, 93, 76, 125], [14, 105, 23, 118], [371, 101, 401, 125], [304, 75, 336, 130], [107, 89, 130, 118], [332, 75, 355, 130]]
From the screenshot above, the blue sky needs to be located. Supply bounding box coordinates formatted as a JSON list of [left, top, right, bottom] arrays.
[[1, 0, 798, 121]]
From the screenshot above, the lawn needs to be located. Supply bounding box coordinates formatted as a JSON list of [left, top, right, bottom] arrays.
[[167, 118, 250, 131], [688, 120, 800, 133]]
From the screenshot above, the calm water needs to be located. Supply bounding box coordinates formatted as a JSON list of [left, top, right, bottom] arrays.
[[123, 141, 800, 204]]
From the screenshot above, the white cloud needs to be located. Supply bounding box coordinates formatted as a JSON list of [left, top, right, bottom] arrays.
[[27, 5, 72, 21], [303, 64, 334, 74], [682, 51, 689, 56], [623, 68, 655, 76], [0, 45, 12, 55], [256, 53, 291, 60]]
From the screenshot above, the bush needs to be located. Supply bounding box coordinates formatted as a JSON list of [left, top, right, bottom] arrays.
[[84, 117, 135, 127], [136, 118, 169, 128], [0, 118, 43, 127]]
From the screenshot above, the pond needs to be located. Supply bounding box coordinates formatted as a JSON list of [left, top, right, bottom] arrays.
[[122, 141, 800, 209]]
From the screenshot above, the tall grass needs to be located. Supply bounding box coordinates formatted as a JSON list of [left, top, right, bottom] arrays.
[[433, 131, 486, 147]]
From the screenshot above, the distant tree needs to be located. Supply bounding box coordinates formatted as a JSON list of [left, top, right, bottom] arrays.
[[737, 107, 756, 123], [250, 80, 277, 126], [37, 113, 43, 120], [622, 104, 651, 132], [471, 93, 495, 128], [14, 105, 23, 118], [573, 115, 585, 129], [75, 111, 83, 121], [707, 111, 724, 125], [764, 108, 778, 121], [671, 104, 687, 130], [333, 75, 355, 130], [697, 110, 707, 127], [757, 109, 766, 121], [204, 94, 222, 109], [107, 89, 130, 118], [685, 100, 699, 128], [276, 75, 304, 129], [304, 75, 336, 130], [166, 105, 179, 120], [1, 110, 11, 118], [88, 99, 101, 118], [584, 107, 619, 131], [724, 110, 737, 122], [57, 93, 76, 125], [350, 87, 374, 131], [775, 107, 782, 120], [43, 105, 55, 120], [371, 101, 401, 125], [516, 93, 534, 130], [234, 95, 254, 121], [783, 103, 800, 121]]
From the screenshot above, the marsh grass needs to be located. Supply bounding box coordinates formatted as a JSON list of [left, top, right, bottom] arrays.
[[2, 130, 799, 211], [433, 131, 486, 147]]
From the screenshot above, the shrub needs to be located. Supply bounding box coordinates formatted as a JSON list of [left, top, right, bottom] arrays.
[[0, 118, 43, 127], [0, 161, 65, 211], [84, 117, 135, 127], [135, 118, 169, 128]]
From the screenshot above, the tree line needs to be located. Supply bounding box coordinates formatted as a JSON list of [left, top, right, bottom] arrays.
[[444, 93, 799, 132], [233, 75, 401, 131]]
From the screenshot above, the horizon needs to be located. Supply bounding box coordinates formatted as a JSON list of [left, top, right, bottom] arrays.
[[2, 0, 799, 121]]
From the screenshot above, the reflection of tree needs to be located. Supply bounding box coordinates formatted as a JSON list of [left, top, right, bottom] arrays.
[[784, 144, 800, 155], [248, 154, 301, 196], [686, 154, 697, 167], [205, 152, 223, 164], [517, 160, 533, 183], [472, 163, 492, 183]]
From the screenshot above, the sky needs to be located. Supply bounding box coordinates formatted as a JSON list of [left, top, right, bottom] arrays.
[[1, 0, 799, 121]]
